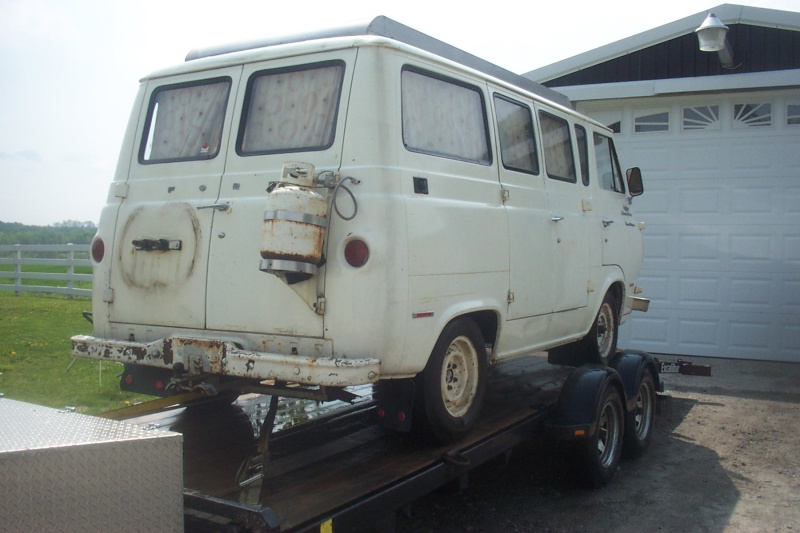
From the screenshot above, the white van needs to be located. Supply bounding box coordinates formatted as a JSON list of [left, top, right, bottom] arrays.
[[72, 17, 648, 442]]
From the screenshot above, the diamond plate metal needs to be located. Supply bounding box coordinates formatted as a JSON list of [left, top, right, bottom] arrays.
[[0, 398, 183, 532]]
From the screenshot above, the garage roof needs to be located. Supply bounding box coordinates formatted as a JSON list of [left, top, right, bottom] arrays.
[[525, 4, 800, 92]]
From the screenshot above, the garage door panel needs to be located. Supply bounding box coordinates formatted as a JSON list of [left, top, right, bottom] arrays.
[[780, 323, 800, 359], [778, 277, 800, 312], [677, 316, 723, 351], [620, 313, 671, 350], [593, 91, 799, 361], [785, 236, 800, 262], [680, 276, 722, 309], [729, 277, 772, 309]]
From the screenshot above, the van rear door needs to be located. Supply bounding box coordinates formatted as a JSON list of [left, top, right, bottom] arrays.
[[205, 52, 355, 337], [108, 69, 240, 329]]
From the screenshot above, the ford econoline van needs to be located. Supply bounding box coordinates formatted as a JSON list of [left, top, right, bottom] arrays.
[[72, 17, 648, 443]]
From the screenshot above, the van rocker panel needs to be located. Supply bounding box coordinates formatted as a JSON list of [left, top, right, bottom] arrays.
[[71, 335, 380, 387]]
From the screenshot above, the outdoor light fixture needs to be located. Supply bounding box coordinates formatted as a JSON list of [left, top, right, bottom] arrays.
[[695, 12, 738, 69]]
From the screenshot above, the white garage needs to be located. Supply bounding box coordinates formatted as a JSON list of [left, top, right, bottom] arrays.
[[527, 5, 800, 361]]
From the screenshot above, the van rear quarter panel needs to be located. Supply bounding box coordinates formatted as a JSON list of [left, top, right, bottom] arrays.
[[330, 49, 509, 376]]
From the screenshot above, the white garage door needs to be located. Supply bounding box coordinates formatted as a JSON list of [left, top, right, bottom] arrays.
[[580, 91, 800, 362]]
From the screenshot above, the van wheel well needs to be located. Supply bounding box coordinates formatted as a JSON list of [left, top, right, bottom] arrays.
[[463, 310, 498, 355], [608, 282, 624, 316]]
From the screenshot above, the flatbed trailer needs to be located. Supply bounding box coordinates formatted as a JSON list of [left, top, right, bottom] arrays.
[[114, 350, 667, 532]]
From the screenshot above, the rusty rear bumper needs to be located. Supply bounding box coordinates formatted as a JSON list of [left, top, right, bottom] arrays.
[[71, 335, 381, 387]]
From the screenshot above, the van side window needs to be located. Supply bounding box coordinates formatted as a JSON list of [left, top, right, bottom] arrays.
[[539, 111, 576, 183], [402, 68, 491, 165], [140, 78, 231, 163], [575, 124, 589, 186], [238, 61, 344, 155], [594, 133, 625, 193], [494, 95, 539, 175]]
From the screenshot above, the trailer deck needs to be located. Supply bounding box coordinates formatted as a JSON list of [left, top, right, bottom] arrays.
[[129, 355, 574, 532]]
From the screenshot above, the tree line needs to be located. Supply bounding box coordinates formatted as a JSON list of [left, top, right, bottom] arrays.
[[0, 221, 97, 246]]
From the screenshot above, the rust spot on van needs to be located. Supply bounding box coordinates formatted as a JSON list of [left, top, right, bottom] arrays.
[[162, 340, 174, 365]]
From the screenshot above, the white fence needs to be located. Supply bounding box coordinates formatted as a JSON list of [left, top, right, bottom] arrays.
[[0, 244, 92, 297]]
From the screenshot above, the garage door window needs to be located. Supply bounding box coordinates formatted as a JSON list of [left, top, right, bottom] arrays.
[[788, 103, 800, 125], [683, 106, 720, 131], [634, 111, 669, 133], [733, 103, 771, 128]]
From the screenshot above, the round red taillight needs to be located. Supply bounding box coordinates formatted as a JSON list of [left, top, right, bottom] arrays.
[[91, 237, 105, 263], [344, 239, 369, 268], [123, 374, 134, 385]]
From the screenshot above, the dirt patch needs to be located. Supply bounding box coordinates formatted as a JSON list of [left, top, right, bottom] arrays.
[[396, 366, 800, 532]]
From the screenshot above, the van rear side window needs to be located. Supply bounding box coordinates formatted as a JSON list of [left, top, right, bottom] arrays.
[[140, 78, 231, 163], [238, 61, 344, 155], [402, 68, 490, 165], [539, 111, 576, 183]]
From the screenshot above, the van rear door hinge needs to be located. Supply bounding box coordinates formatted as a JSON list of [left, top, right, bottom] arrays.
[[507, 291, 515, 303], [315, 296, 326, 315], [111, 182, 129, 199], [501, 188, 510, 203]]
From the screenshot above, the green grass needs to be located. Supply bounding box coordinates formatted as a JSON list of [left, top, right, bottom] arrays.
[[0, 292, 150, 413]]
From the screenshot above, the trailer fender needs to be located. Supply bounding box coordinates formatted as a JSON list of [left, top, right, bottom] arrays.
[[546, 365, 623, 441], [609, 350, 662, 413]]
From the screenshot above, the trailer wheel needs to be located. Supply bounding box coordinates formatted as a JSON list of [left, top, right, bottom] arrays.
[[415, 318, 487, 444], [583, 292, 618, 365], [577, 383, 624, 488], [623, 371, 656, 459]]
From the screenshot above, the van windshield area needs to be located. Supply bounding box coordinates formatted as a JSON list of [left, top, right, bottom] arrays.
[[141, 78, 231, 163], [238, 61, 344, 155]]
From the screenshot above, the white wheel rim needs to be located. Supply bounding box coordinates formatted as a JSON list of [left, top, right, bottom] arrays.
[[440, 335, 480, 418], [596, 303, 615, 359]]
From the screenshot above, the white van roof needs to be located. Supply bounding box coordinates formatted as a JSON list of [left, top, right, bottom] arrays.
[[184, 16, 572, 109]]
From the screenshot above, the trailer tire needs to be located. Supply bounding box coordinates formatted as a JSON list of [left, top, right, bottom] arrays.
[[576, 382, 624, 488], [414, 318, 488, 444], [623, 371, 656, 459], [582, 292, 619, 366]]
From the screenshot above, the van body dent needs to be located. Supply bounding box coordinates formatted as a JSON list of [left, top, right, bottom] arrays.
[[72, 17, 648, 442]]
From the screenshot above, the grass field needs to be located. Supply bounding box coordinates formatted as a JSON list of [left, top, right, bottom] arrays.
[[0, 291, 149, 413]]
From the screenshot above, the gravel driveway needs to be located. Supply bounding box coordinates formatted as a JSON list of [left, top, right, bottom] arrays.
[[396, 356, 800, 532]]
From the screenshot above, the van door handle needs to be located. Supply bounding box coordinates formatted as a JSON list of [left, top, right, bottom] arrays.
[[197, 203, 229, 212], [602, 219, 614, 227], [551, 215, 564, 222]]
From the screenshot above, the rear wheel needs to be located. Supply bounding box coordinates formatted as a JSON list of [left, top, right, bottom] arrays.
[[415, 318, 488, 444], [623, 371, 656, 459]]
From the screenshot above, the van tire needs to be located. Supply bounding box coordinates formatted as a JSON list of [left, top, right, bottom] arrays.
[[574, 382, 624, 488], [623, 371, 656, 459], [414, 318, 488, 444], [582, 292, 619, 365]]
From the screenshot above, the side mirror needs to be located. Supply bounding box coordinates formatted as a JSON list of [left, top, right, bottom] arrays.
[[626, 167, 643, 197]]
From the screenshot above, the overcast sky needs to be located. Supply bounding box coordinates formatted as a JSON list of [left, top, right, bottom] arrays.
[[1, 0, 796, 226]]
